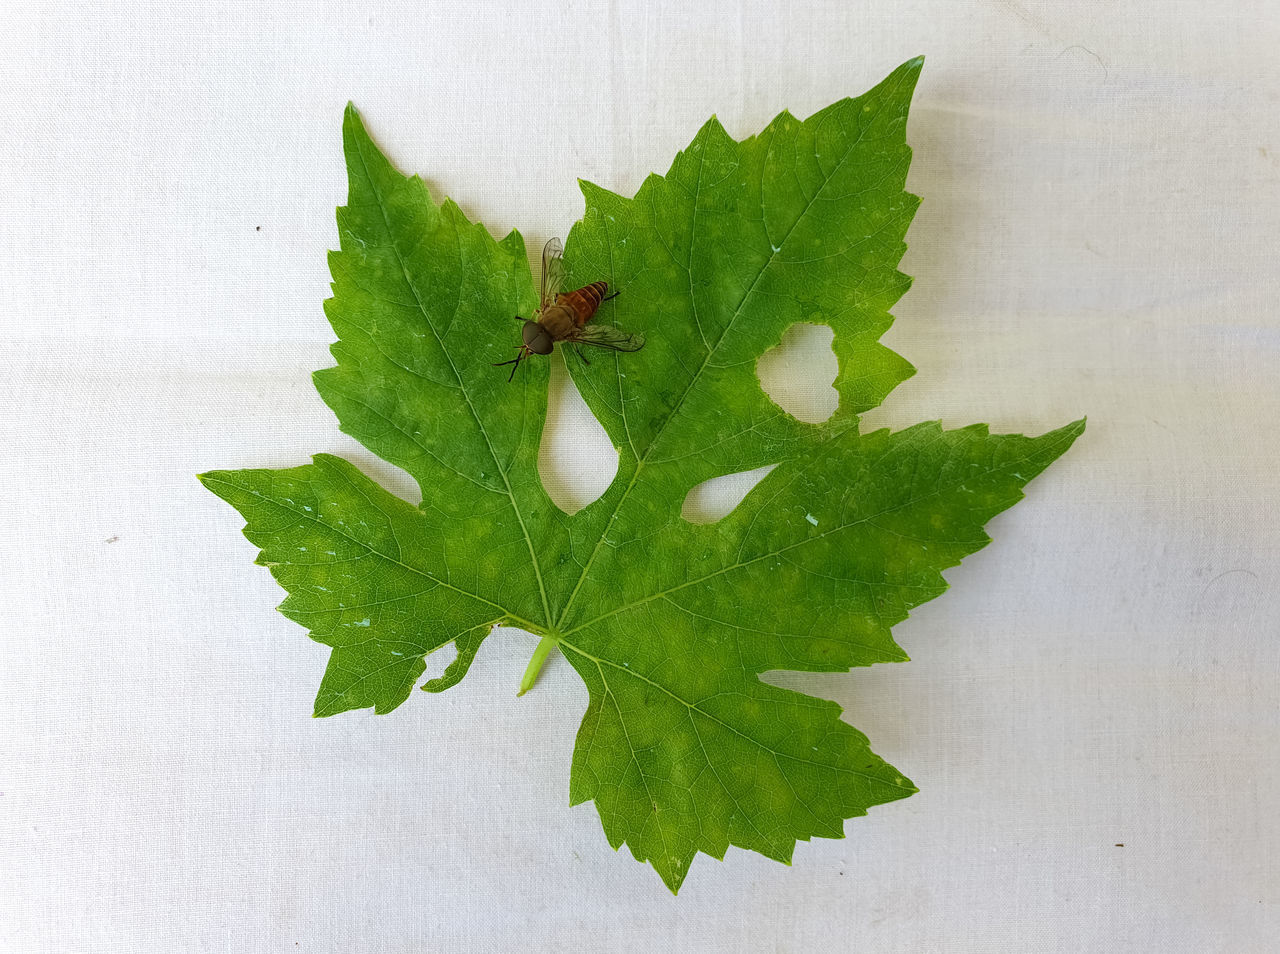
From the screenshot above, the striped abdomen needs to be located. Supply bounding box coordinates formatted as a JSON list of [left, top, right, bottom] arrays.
[[556, 282, 610, 327]]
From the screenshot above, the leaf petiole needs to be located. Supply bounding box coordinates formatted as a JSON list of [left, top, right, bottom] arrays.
[[517, 634, 559, 696]]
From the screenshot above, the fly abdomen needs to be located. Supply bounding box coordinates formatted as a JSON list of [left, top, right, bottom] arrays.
[[558, 281, 610, 326]]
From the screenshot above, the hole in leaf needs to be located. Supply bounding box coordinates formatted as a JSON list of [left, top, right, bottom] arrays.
[[538, 355, 618, 514], [756, 323, 838, 423], [681, 464, 777, 525], [422, 639, 459, 681]]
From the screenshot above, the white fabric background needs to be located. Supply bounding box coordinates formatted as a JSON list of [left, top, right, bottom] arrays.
[[2, 1, 1278, 951]]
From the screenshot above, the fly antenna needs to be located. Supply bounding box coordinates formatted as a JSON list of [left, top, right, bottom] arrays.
[[492, 349, 527, 382]]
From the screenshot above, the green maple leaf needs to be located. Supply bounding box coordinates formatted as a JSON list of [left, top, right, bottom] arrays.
[[200, 58, 1083, 892]]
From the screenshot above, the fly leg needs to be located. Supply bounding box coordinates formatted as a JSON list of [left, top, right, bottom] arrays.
[[572, 344, 590, 366]]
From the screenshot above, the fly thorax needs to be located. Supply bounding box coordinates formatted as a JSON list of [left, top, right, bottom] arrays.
[[539, 304, 577, 338]]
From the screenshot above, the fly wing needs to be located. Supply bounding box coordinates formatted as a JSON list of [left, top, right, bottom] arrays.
[[540, 237, 566, 308], [570, 323, 646, 352]]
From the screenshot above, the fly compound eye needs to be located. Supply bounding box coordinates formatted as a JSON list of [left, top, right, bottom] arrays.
[[523, 322, 554, 355]]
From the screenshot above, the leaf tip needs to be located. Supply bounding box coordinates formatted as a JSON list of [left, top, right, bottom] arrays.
[[311, 697, 335, 719], [1045, 416, 1088, 454], [342, 101, 364, 136], [657, 862, 688, 895], [340, 101, 385, 169], [875, 55, 926, 104], [772, 107, 799, 127], [890, 55, 925, 88], [197, 469, 237, 501], [698, 112, 729, 137], [576, 176, 615, 202]]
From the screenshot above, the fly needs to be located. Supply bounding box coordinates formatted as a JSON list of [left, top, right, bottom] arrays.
[[493, 238, 644, 381]]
